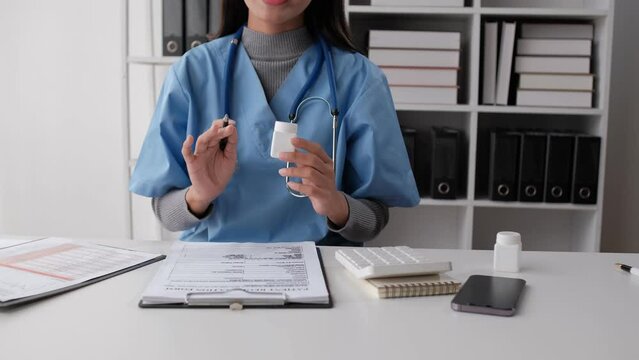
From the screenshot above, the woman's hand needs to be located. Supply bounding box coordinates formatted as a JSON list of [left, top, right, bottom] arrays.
[[182, 119, 238, 216], [278, 138, 349, 227]]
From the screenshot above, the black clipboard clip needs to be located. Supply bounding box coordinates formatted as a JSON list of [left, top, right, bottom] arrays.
[[185, 289, 286, 310]]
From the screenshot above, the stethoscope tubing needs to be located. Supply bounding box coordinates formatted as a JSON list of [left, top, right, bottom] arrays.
[[285, 97, 337, 198], [222, 26, 340, 198]]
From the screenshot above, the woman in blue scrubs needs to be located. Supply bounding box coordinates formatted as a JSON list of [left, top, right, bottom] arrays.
[[130, 0, 419, 244]]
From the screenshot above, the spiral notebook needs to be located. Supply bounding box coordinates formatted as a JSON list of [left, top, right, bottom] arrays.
[[364, 274, 461, 299]]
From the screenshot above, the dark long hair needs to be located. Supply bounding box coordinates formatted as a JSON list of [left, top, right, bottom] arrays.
[[215, 0, 357, 52]]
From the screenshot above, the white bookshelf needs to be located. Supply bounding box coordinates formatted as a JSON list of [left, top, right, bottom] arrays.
[[355, 0, 615, 252], [123, 0, 179, 241], [128, 56, 179, 65], [122, 0, 615, 251]]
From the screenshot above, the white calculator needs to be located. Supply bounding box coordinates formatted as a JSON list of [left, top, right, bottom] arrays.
[[335, 246, 452, 279]]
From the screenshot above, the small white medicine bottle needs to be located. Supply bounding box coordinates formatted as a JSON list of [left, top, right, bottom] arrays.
[[493, 231, 522, 273], [270, 121, 298, 158]]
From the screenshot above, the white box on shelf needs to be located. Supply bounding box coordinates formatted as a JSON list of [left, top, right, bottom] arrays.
[[389, 86, 458, 105], [370, 0, 464, 6], [369, 30, 461, 50], [369, 48, 460, 68], [517, 39, 592, 56], [515, 56, 591, 74], [482, 22, 498, 105], [520, 23, 594, 40], [495, 22, 516, 105], [516, 89, 593, 108], [519, 73, 594, 91], [381, 67, 458, 86]]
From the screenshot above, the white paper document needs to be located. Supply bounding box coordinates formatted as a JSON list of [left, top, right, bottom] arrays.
[[0, 237, 162, 303], [0, 237, 38, 249], [141, 241, 329, 306]]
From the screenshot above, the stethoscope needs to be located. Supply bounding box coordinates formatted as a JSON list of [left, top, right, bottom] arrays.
[[222, 26, 340, 198]]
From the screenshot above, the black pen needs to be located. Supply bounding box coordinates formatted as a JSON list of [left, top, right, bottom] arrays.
[[615, 263, 639, 276], [219, 114, 229, 151]]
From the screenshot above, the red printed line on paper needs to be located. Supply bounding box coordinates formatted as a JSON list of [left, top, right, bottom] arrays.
[[0, 263, 73, 281], [0, 243, 80, 264]]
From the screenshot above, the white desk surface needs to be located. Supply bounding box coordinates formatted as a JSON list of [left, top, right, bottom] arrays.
[[1, 239, 638, 360]]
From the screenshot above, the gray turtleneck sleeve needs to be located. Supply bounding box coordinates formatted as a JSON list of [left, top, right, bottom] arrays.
[[152, 27, 389, 242]]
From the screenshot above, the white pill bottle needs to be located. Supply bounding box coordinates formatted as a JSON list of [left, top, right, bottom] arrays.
[[270, 122, 298, 158], [493, 231, 522, 273]]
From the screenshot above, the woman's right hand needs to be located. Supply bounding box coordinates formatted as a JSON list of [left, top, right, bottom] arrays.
[[182, 118, 238, 216]]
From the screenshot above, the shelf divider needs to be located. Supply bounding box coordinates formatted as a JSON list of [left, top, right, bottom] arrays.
[[347, 5, 476, 15], [419, 198, 470, 207], [128, 56, 179, 65], [472, 199, 598, 211], [480, 7, 609, 18]]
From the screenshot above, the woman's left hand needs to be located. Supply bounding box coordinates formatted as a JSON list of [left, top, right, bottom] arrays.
[[278, 138, 349, 227]]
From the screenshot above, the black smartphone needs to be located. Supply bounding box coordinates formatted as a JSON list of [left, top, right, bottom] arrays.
[[451, 275, 526, 316]]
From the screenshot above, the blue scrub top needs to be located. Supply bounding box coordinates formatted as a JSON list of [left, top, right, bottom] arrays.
[[129, 33, 420, 242]]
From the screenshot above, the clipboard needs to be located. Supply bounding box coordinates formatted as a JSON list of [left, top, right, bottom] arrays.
[[1, 255, 166, 308], [138, 248, 333, 309]]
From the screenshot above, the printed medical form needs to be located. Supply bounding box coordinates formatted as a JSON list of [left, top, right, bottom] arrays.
[[0, 238, 162, 304], [140, 241, 329, 305]]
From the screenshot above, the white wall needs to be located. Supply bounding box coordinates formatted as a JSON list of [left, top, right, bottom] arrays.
[[601, 0, 639, 252], [0, 0, 129, 239]]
